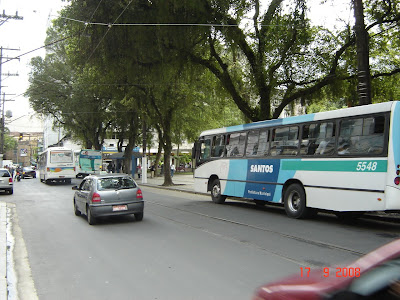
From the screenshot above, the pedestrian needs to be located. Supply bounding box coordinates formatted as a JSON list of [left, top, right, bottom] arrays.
[[137, 164, 142, 178], [107, 162, 112, 173], [150, 164, 155, 178], [170, 163, 175, 177]]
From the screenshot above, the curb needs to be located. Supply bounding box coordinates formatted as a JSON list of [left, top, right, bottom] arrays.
[[0, 202, 7, 300], [141, 183, 208, 196]]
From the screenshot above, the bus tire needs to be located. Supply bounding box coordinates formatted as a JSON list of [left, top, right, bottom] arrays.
[[284, 183, 310, 219], [211, 179, 226, 204]]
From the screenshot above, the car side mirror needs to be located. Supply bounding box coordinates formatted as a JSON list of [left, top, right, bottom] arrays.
[[72, 186, 79, 190]]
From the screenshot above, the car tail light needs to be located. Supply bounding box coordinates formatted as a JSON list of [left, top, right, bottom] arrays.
[[9, 178, 12, 183], [136, 189, 143, 200], [92, 192, 101, 203]]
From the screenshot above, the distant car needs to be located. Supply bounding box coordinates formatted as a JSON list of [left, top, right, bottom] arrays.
[[0, 169, 13, 194], [72, 174, 144, 225], [22, 167, 36, 179], [253, 239, 400, 300]]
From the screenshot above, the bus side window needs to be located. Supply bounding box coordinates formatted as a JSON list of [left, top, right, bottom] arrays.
[[300, 124, 317, 155], [200, 138, 211, 160], [315, 122, 335, 156], [271, 126, 299, 156], [246, 130, 260, 156], [258, 130, 270, 156], [211, 135, 226, 157], [338, 116, 385, 155], [226, 132, 246, 157], [363, 116, 385, 154]]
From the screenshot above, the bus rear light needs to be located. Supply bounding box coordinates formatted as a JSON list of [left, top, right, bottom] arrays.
[[395, 177, 400, 185], [136, 189, 143, 200], [92, 192, 101, 202], [397, 170, 400, 176]]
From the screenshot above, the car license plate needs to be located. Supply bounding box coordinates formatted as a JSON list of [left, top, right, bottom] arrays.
[[113, 205, 128, 211]]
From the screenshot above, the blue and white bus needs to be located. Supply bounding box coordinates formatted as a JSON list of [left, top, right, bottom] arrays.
[[193, 101, 400, 219], [38, 147, 75, 184]]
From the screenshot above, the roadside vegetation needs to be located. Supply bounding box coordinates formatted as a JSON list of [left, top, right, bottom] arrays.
[[25, 0, 400, 185]]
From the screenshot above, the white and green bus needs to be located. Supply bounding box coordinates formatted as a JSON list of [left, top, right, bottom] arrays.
[[193, 101, 400, 219]]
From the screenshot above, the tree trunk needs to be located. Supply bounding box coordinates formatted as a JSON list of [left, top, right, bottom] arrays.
[[162, 131, 173, 186], [353, 0, 371, 105]]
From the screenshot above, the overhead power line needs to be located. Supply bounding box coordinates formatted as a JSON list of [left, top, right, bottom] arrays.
[[0, 34, 75, 66], [60, 16, 257, 27]]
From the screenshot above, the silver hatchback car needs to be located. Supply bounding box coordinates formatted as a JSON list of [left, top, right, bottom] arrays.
[[0, 168, 13, 194], [72, 174, 144, 225]]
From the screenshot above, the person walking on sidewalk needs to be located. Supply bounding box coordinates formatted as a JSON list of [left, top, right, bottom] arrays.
[[170, 163, 175, 177]]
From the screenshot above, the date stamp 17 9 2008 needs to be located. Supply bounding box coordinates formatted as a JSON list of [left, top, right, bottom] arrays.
[[300, 267, 361, 278]]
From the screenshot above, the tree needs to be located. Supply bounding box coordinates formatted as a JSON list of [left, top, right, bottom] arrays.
[[144, 0, 400, 119], [353, 0, 372, 105]]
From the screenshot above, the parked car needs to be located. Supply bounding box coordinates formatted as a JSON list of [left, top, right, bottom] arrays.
[[0, 168, 13, 194], [72, 174, 144, 225], [22, 167, 36, 179], [253, 239, 400, 300]]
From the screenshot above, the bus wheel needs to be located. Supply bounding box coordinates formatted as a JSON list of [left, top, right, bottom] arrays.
[[284, 183, 310, 219], [211, 179, 226, 204]]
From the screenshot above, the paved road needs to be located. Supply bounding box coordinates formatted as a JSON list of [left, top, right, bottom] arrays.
[[2, 177, 400, 299]]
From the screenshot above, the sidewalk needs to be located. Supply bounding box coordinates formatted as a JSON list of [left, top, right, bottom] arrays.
[[139, 173, 198, 194], [0, 202, 7, 300]]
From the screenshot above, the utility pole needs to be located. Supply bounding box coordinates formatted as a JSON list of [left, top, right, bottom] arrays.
[[0, 47, 20, 155], [0, 10, 23, 26]]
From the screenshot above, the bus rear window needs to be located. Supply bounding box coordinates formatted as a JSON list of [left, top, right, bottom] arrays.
[[50, 151, 73, 163]]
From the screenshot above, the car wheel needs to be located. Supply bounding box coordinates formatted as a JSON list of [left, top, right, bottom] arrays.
[[74, 200, 81, 216], [284, 183, 312, 219], [87, 206, 96, 225], [134, 212, 144, 221], [211, 179, 226, 204], [8, 189, 13, 195]]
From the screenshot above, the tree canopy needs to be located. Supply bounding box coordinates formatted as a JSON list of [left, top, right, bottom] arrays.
[[25, 0, 400, 182]]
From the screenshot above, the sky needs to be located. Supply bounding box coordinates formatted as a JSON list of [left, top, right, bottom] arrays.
[[0, 0, 66, 133], [0, 0, 352, 134]]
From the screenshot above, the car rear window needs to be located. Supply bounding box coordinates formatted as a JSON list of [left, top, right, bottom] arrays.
[[0, 170, 10, 177], [97, 177, 136, 190]]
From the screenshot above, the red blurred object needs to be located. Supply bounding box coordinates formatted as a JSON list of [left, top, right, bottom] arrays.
[[253, 239, 400, 300]]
